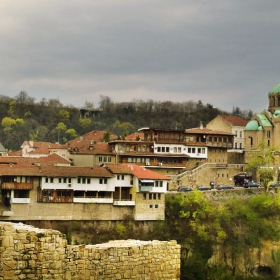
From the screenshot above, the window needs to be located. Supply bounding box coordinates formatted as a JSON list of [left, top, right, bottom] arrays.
[[50, 177, 53, 183], [166, 147, 169, 152], [98, 156, 102, 162], [178, 147, 181, 153], [192, 148, 195, 153], [108, 157, 112, 163], [149, 193, 152, 200], [173, 147, 177, 153], [68, 178, 71, 183], [160, 181, 163, 187], [128, 157, 132, 162], [153, 193, 156, 199], [150, 205, 153, 208], [99, 178, 107, 184], [63, 178, 67, 183], [155, 181, 158, 187], [158, 194, 161, 199], [198, 148, 201, 153], [103, 157, 107, 162], [45, 177, 49, 183], [188, 148, 191, 153], [87, 178, 91, 184], [202, 148, 205, 154], [162, 147, 165, 152], [137, 158, 141, 163], [143, 193, 146, 200], [155, 205, 158, 208], [267, 130, 271, 138], [59, 178, 62, 183], [240, 131, 242, 138]]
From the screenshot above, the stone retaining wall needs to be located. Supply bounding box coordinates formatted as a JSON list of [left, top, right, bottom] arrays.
[[0, 222, 180, 280]]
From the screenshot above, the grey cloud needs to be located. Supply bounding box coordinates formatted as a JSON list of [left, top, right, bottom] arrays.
[[0, 1, 280, 113]]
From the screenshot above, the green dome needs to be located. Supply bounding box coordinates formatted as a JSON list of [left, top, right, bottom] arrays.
[[269, 83, 280, 94], [274, 110, 280, 117], [245, 120, 259, 130]]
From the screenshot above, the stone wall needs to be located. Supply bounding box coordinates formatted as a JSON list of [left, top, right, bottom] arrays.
[[0, 222, 180, 280]]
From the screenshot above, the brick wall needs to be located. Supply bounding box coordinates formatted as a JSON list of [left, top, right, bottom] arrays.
[[0, 222, 180, 280]]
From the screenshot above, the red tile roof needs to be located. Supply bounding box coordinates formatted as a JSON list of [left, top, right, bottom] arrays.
[[124, 164, 171, 180], [125, 132, 144, 141], [221, 115, 249, 126], [39, 165, 114, 178], [69, 141, 115, 155]]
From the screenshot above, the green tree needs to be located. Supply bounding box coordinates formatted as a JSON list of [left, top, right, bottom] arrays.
[[245, 141, 277, 189], [101, 130, 111, 142], [113, 120, 134, 139], [55, 122, 67, 143], [66, 128, 78, 140], [59, 109, 70, 120], [2, 117, 16, 131], [79, 118, 92, 129]]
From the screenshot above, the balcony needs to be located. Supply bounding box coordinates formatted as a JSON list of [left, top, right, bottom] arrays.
[[11, 198, 30, 204], [1, 182, 33, 190], [73, 197, 113, 204], [113, 200, 135, 206], [140, 186, 153, 192]]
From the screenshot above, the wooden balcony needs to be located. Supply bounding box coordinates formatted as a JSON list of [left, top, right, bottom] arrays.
[[1, 182, 33, 190]]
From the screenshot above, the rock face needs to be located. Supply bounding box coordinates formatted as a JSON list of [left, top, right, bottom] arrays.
[[0, 222, 180, 279]]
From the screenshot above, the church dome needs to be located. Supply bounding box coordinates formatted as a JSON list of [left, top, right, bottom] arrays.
[[269, 83, 280, 95], [245, 120, 259, 131]]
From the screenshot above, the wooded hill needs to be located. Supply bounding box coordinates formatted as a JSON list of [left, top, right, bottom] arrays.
[[0, 91, 254, 151]]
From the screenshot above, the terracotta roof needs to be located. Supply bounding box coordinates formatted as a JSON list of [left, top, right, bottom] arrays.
[[124, 164, 171, 180], [39, 165, 114, 178], [125, 132, 144, 141], [221, 115, 249, 126], [8, 150, 22, 156], [69, 142, 115, 155], [68, 130, 118, 147], [0, 164, 41, 176], [104, 164, 134, 175], [0, 154, 70, 166]]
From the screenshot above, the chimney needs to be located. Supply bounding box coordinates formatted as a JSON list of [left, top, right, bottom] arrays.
[[200, 122, 203, 129]]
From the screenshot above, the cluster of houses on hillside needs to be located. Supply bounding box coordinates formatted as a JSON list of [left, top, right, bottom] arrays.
[[2, 82, 280, 222]]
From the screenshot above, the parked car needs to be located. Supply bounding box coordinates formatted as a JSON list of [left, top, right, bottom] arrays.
[[244, 181, 261, 188], [216, 184, 234, 190], [269, 181, 280, 188], [197, 186, 211, 191], [177, 186, 193, 192], [233, 173, 252, 186]]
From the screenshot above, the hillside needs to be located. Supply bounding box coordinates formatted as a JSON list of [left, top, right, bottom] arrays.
[[0, 91, 253, 151]]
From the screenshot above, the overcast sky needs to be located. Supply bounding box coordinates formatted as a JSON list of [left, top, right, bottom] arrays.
[[1, 1, 279, 113]]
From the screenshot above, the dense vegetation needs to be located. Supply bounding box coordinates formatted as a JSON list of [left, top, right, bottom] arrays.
[[0, 91, 253, 151], [56, 191, 280, 279]]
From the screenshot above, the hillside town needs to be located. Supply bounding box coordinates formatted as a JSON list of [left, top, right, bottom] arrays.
[[1, 83, 280, 223]]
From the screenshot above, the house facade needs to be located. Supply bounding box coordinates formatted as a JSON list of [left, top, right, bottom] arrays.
[[0, 155, 170, 222], [206, 115, 248, 150]]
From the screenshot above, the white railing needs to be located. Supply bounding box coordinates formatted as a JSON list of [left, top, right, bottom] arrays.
[[113, 200, 135, 206], [11, 198, 30, 204], [73, 197, 113, 204]]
